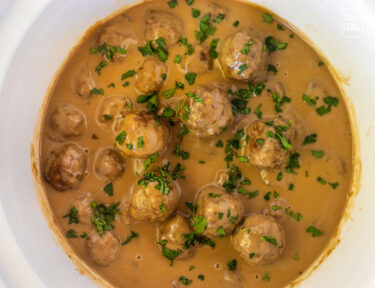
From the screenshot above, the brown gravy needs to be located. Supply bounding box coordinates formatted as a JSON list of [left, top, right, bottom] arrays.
[[39, 0, 353, 287]]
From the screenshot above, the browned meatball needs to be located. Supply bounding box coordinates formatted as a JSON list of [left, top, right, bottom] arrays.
[[231, 214, 285, 265], [129, 180, 180, 222], [71, 65, 96, 98], [245, 118, 296, 169], [94, 148, 124, 181], [135, 57, 168, 94], [144, 10, 183, 48], [48, 105, 86, 141], [179, 85, 234, 137], [195, 186, 244, 238], [66, 192, 94, 226], [158, 214, 194, 260], [97, 24, 138, 62], [97, 95, 133, 127], [179, 44, 213, 74], [114, 111, 169, 159], [220, 29, 266, 81], [45, 143, 87, 191], [86, 231, 121, 266]]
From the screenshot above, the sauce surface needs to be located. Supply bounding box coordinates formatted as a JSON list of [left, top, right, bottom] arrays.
[[39, 1, 353, 287]]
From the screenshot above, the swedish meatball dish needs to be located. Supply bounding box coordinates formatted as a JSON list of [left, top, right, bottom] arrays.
[[37, 0, 354, 287]]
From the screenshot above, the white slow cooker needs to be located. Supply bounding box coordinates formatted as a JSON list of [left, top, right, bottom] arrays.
[[0, 0, 375, 287]]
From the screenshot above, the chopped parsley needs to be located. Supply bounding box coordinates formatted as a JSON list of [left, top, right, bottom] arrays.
[[185, 72, 197, 85], [121, 230, 139, 245], [329, 182, 339, 189], [198, 274, 205, 281], [302, 94, 317, 106], [267, 64, 278, 75], [115, 130, 126, 145], [264, 36, 288, 54], [91, 201, 121, 236], [158, 239, 182, 266], [213, 13, 226, 23], [216, 226, 226, 238], [318, 60, 325, 66], [192, 8, 200, 18], [138, 38, 169, 62], [260, 236, 277, 246], [137, 136, 144, 148], [285, 152, 300, 173], [179, 276, 193, 285], [209, 38, 219, 58], [63, 207, 79, 224], [263, 13, 273, 23], [285, 208, 302, 222], [192, 215, 207, 234], [272, 92, 291, 113], [95, 61, 107, 75], [144, 153, 158, 171], [66, 229, 77, 238], [103, 182, 114, 196], [121, 70, 136, 80], [167, 0, 178, 8], [90, 87, 104, 95], [317, 176, 327, 185], [195, 13, 216, 43], [316, 96, 339, 116], [174, 54, 182, 64], [238, 64, 248, 75], [180, 38, 194, 55], [306, 225, 323, 237], [303, 133, 317, 145], [138, 167, 172, 195], [254, 103, 263, 118], [226, 259, 237, 271], [233, 20, 240, 27], [311, 150, 324, 158], [90, 43, 127, 61]]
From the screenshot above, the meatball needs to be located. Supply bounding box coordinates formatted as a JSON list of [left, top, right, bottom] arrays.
[[219, 29, 266, 81], [144, 10, 183, 48], [135, 57, 168, 94], [179, 85, 234, 137], [66, 192, 94, 226], [94, 148, 124, 181], [71, 65, 96, 98], [114, 111, 169, 159], [86, 231, 121, 266], [45, 143, 87, 191], [231, 214, 285, 265], [158, 214, 194, 260], [129, 180, 180, 222], [97, 25, 138, 62], [179, 44, 213, 73], [195, 186, 244, 238], [48, 105, 86, 141], [245, 118, 296, 169], [97, 95, 133, 126]]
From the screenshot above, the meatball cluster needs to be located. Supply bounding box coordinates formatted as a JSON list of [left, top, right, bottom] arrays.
[[179, 85, 234, 137]]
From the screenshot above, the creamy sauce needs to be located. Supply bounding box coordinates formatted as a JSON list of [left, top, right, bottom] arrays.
[[39, 1, 353, 287]]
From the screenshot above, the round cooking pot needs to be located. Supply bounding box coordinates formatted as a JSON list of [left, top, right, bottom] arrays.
[[0, 0, 375, 287]]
